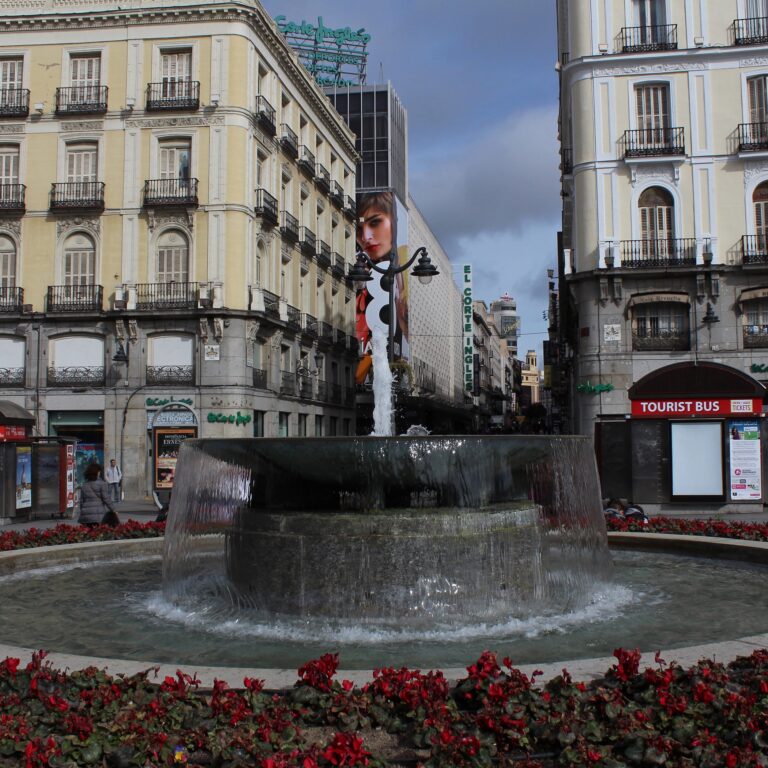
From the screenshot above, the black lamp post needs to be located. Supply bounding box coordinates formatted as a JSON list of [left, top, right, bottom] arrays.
[[347, 246, 439, 363]]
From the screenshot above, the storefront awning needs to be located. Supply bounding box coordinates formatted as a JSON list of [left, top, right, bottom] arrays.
[[0, 400, 35, 424], [627, 292, 689, 307]]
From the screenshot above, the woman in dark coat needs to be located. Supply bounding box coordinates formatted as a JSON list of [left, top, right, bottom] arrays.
[[78, 462, 118, 527]]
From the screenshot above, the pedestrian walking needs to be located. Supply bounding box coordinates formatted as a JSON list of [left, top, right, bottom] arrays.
[[105, 458, 122, 503]]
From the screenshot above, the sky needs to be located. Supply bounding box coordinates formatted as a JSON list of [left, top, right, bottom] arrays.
[[261, 0, 560, 356]]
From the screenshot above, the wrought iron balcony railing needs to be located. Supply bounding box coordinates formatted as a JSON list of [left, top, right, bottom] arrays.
[[252, 367, 268, 389], [0, 367, 24, 386], [280, 369, 296, 396], [146, 365, 194, 385], [744, 325, 768, 348], [735, 16, 768, 45], [315, 163, 331, 193], [316, 239, 331, 268], [299, 226, 316, 256], [279, 124, 298, 158], [0, 183, 25, 212], [632, 330, 689, 352], [135, 282, 199, 310], [255, 95, 276, 136], [344, 195, 356, 219], [619, 238, 697, 268], [146, 80, 200, 111], [561, 147, 573, 175], [738, 122, 768, 152], [48, 366, 105, 387], [297, 145, 315, 176], [330, 181, 344, 206], [317, 380, 328, 402], [144, 178, 198, 207], [319, 321, 334, 341], [55, 85, 108, 115], [50, 181, 105, 211], [298, 376, 313, 399], [742, 235, 768, 265], [46, 284, 103, 312], [302, 313, 318, 337], [623, 127, 685, 158], [619, 24, 677, 52], [280, 211, 299, 243], [262, 289, 280, 318], [286, 304, 301, 331], [0, 88, 29, 117], [255, 188, 278, 226], [0, 286, 23, 312], [331, 252, 345, 279]]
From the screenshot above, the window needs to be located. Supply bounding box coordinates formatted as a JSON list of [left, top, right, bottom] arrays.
[[161, 50, 191, 98], [63, 233, 95, 285], [0, 58, 23, 111], [70, 54, 100, 99], [278, 411, 289, 437], [639, 186, 674, 257], [0, 145, 19, 207], [754, 182, 768, 252], [253, 410, 265, 437], [748, 76, 768, 126], [635, 83, 670, 147], [66, 142, 97, 184], [254, 240, 265, 288], [744, 298, 768, 346], [159, 139, 190, 180], [156, 229, 189, 283], [748, 0, 768, 18], [632, 302, 689, 350], [314, 414, 323, 436], [634, 0, 666, 28], [0, 235, 16, 287], [329, 416, 337, 436], [0, 336, 24, 381], [298, 413, 307, 436]]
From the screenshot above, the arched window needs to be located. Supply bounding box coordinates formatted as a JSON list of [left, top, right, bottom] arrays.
[[639, 186, 674, 259], [156, 229, 189, 283], [632, 301, 690, 351], [0, 234, 16, 288], [255, 239, 265, 288], [63, 232, 95, 285]]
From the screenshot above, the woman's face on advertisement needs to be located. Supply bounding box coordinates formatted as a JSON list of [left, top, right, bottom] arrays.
[[357, 207, 393, 263]]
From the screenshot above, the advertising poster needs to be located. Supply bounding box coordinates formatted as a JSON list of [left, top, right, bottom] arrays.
[[729, 420, 762, 500], [66, 444, 75, 509], [15, 445, 32, 509], [354, 189, 409, 384], [154, 427, 197, 490], [75, 443, 104, 487]]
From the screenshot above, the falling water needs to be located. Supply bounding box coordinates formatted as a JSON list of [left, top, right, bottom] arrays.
[[370, 326, 393, 436]]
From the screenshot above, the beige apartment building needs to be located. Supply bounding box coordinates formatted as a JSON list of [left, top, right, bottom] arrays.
[[0, 0, 360, 501], [557, 0, 768, 509]]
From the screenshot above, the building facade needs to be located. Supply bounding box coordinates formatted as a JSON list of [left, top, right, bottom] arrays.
[[557, 0, 768, 509], [0, 0, 360, 502]]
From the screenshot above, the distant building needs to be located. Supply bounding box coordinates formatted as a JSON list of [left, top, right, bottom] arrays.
[[490, 293, 520, 358]]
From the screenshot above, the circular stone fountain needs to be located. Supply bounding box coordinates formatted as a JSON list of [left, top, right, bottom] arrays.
[[162, 435, 613, 628]]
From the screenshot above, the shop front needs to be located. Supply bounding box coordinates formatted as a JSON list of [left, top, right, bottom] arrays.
[[48, 410, 104, 486], [595, 363, 767, 509]]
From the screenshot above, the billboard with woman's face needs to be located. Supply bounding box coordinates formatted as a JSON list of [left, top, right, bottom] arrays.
[[354, 190, 409, 384]]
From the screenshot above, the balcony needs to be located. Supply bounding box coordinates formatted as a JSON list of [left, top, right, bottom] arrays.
[[299, 226, 316, 256], [317, 380, 328, 402], [331, 251, 345, 279], [620, 238, 696, 268], [298, 376, 313, 399], [280, 211, 299, 243], [255, 95, 276, 136], [252, 367, 268, 389], [280, 369, 296, 396], [737, 122, 768, 153], [623, 127, 685, 158], [0, 183, 25, 213], [279, 124, 298, 158], [315, 163, 331, 193], [146, 80, 200, 111], [632, 330, 689, 352], [330, 181, 344, 206], [344, 195, 356, 220], [330, 383, 342, 404], [146, 365, 194, 386], [46, 284, 103, 312], [0, 286, 23, 313], [262, 289, 280, 319], [255, 188, 278, 227], [0, 88, 29, 118], [744, 325, 768, 348], [55, 85, 108, 115], [735, 16, 768, 45], [135, 282, 199, 310], [297, 145, 315, 176], [0, 367, 24, 386], [144, 178, 198, 207], [742, 235, 768, 265], [286, 304, 301, 331], [48, 366, 105, 387], [619, 24, 677, 53], [319, 321, 334, 342], [50, 181, 105, 211], [302, 312, 318, 338], [316, 239, 331, 268]]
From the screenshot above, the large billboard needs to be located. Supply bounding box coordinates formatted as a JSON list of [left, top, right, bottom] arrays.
[[354, 189, 409, 384]]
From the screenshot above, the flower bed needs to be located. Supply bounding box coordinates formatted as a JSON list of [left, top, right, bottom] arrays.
[[0, 520, 165, 552], [1, 649, 767, 767], [605, 515, 768, 541]]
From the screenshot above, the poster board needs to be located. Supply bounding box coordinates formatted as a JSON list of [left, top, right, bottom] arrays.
[[729, 420, 762, 501], [671, 421, 723, 498], [153, 427, 197, 490], [15, 445, 31, 509]]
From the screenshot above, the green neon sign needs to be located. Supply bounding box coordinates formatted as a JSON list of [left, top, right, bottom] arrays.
[[576, 382, 615, 394], [274, 16, 371, 45], [207, 411, 252, 426], [146, 397, 193, 406]]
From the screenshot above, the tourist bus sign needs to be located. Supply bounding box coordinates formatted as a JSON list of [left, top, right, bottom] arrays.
[[274, 15, 369, 87]]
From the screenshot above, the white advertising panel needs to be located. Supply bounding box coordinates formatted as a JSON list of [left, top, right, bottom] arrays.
[[671, 421, 723, 497]]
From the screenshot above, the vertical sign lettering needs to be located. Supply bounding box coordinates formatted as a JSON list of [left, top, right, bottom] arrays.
[[463, 264, 474, 392]]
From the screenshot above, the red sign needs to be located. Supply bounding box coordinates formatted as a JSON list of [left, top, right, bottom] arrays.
[[0, 425, 27, 440], [631, 398, 763, 418]]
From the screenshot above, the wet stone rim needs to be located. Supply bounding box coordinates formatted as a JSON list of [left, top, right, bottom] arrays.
[[0, 533, 767, 689]]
